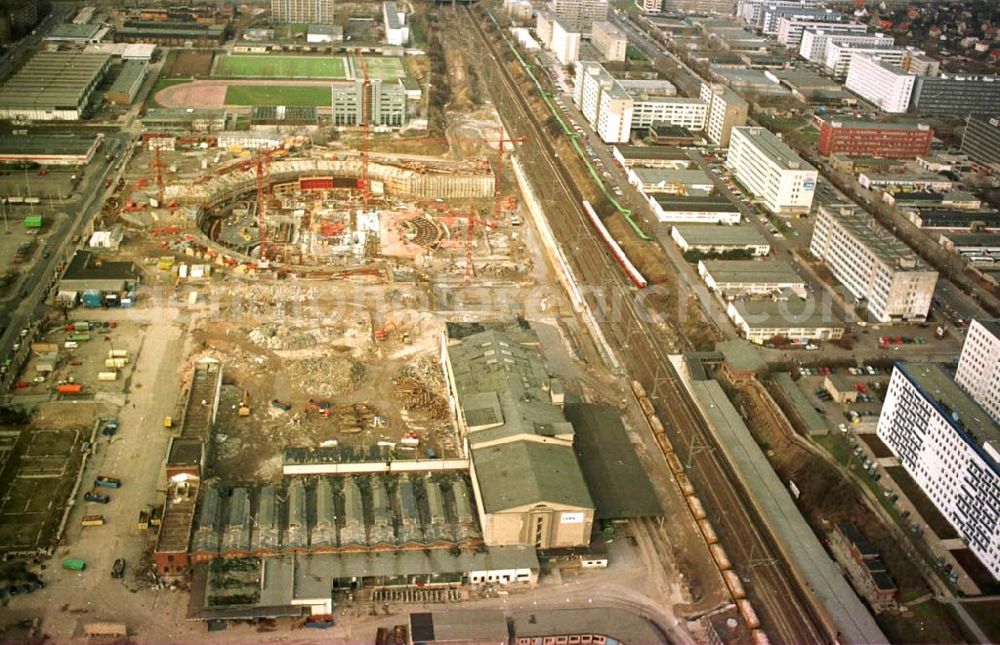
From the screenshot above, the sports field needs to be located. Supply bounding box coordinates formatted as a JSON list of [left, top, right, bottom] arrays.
[[224, 85, 332, 107], [214, 55, 349, 79], [352, 55, 406, 81]]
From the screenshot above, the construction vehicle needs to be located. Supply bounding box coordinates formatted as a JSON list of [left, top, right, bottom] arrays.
[[305, 399, 331, 418], [238, 390, 251, 417], [374, 321, 397, 341], [163, 416, 173, 429], [271, 399, 292, 411], [95, 476, 122, 489], [84, 490, 110, 504]]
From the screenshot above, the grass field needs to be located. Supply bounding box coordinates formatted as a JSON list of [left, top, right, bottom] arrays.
[[215, 55, 348, 79], [351, 55, 406, 81], [224, 85, 331, 107]]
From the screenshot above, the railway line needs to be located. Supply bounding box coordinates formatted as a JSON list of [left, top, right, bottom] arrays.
[[460, 6, 829, 644]]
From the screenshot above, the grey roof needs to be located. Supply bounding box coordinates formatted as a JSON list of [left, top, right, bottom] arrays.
[[653, 195, 739, 213], [0, 134, 101, 156], [633, 168, 713, 189], [771, 372, 829, 432], [108, 60, 147, 94], [511, 608, 666, 643], [972, 319, 1000, 340], [614, 145, 690, 160], [410, 610, 509, 644], [716, 339, 767, 373], [308, 24, 343, 35], [820, 117, 930, 132], [673, 224, 769, 246], [564, 403, 662, 519], [48, 23, 103, 40], [690, 380, 889, 645], [62, 250, 137, 282], [472, 441, 593, 513], [733, 126, 816, 171], [819, 205, 927, 270], [701, 259, 804, 285], [731, 298, 844, 330], [0, 51, 109, 111]]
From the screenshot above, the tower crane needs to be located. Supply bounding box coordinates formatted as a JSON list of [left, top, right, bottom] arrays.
[[356, 50, 372, 209]]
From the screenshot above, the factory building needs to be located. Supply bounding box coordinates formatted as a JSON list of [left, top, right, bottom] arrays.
[[726, 126, 817, 216], [961, 116, 1000, 174], [649, 195, 741, 224], [332, 79, 407, 128], [549, 0, 607, 31], [44, 23, 110, 44], [824, 39, 903, 80], [912, 74, 1000, 118], [383, 1, 409, 46], [0, 51, 111, 121], [816, 118, 933, 159], [671, 224, 771, 256], [844, 55, 916, 114], [106, 60, 149, 105], [798, 27, 886, 64], [700, 82, 749, 147], [877, 362, 1000, 580], [809, 205, 937, 322], [0, 134, 102, 166], [590, 21, 627, 62], [271, 0, 336, 24], [442, 322, 595, 550], [955, 319, 1000, 425]]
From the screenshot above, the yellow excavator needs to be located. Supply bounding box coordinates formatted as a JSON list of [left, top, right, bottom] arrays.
[[238, 390, 251, 417]]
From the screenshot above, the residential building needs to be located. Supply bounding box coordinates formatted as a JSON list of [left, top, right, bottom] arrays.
[[777, 14, 848, 48], [798, 27, 885, 63], [663, 0, 735, 12], [332, 79, 407, 128], [591, 21, 627, 62], [629, 94, 706, 131], [537, 12, 581, 64], [961, 117, 1000, 174], [912, 74, 1000, 118], [901, 47, 940, 77], [271, 0, 335, 23], [550, 0, 607, 31], [0, 51, 111, 121], [727, 297, 845, 342], [809, 204, 937, 322], [727, 126, 817, 216], [698, 259, 807, 298], [760, 4, 837, 36], [877, 362, 1000, 580], [824, 39, 902, 79], [738, 0, 824, 29], [844, 55, 916, 114], [816, 118, 933, 158], [383, 2, 409, 46], [671, 225, 771, 256], [956, 319, 1000, 425], [700, 82, 749, 147]]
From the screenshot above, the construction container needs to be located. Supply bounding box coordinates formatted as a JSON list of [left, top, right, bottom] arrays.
[[72, 322, 90, 332], [157, 256, 175, 270], [82, 290, 103, 308], [105, 358, 128, 369], [723, 570, 747, 600], [83, 624, 126, 638], [57, 384, 83, 394], [62, 558, 86, 571], [137, 510, 149, 530], [81, 515, 105, 527], [66, 332, 90, 342], [108, 349, 129, 358], [687, 495, 707, 521], [98, 371, 118, 381], [699, 519, 719, 545], [23, 215, 42, 228]]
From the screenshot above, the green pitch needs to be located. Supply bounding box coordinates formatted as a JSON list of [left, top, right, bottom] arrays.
[[352, 56, 406, 81], [224, 85, 331, 107], [215, 55, 348, 79]]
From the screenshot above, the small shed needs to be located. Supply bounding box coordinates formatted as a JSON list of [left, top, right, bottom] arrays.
[[824, 373, 858, 403]]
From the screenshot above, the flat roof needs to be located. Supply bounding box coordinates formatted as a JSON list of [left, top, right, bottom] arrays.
[[47, 23, 103, 40], [731, 297, 844, 329], [701, 258, 803, 284], [614, 145, 690, 160], [564, 402, 662, 519], [821, 118, 930, 131], [0, 51, 110, 110], [772, 372, 829, 431], [410, 611, 509, 644], [308, 24, 343, 35], [941, 233, 1000, 247], [108, 60, 147, 94], [716, 339, 767, 373], [654, 195, 739, 212], [592, 20, 627, 38], [771, 68, 842, 89], [633, 167, 712, 186], [820, 205, 927, 269], [673, 224, 768, 245], [511, 608, 666, 643], [62, 250, 137, 282], [733, 126, 816, 172], [0, 134, 100, 155], [897, 362, 1000, 459]]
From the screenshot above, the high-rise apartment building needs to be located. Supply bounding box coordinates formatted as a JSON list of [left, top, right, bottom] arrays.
[[776, 13, 844, 47], [844, 54, 916, 114], [961, 116, 1000, 174], [727, 126, 817, 216], [700, 82, 749, 147], [901, 47, 940, 77], [809, 204, 937, 322], [591, 21, 628, 62], [824, 39, 903, 79], [955, 319, 1000, 425], [271, 0, 335, 24], [550, 0, 607, 31], [798, 28, 885, 63], [912, 74, 1000, 118]]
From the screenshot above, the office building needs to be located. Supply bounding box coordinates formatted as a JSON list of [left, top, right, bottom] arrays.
[[663, 0, 736, 13], [383, 1, 409, 46], [0, 51, 111, 121], [844, 54, 916, 114], [739, 0, 823, 30], [776, 14, 847, 48], [628, 94, 706, 130], [798, 27, 885, 63], [727, 126, 817, 216], [912, 74, 1000, 118], [591, 21, 628, 62], [809, 205, 937, 322], [956, 319, 1000, 425], [550, 0, 607, 31], [271, 0, 335, 23], [824, 39, 903, 79], [901, 47, 940, 77], [817, 118, 932, 159], [961, 117, 1000, 174], [700, 82, 749, 147], [332, 79, 407, 128], [877, 362, 1000, 580]]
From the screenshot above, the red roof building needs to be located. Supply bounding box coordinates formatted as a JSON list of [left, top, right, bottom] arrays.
[[817, 118, 934, 158]]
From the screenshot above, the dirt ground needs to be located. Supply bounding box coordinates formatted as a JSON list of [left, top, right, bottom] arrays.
[[165, 51, 215, 78]]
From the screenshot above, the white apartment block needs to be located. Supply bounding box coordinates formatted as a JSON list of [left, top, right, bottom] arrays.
[[271, 0, 335, 23], [537, 12, 581, 65], [877, 362, 1000, 580], [382, 1, 409, 46], [824, 39, 903, 79], [956, 319, 1000, 425], [776, 14, 845, 48], [700, 82, 749, 147], [809, 204, 938, 322], [591, 21, 628, 62], [845, 54, 916, 113], [761, 4, 835, 35], [536, 11, 555, 49], [551, 0, 608, 31], [727, 126, 817, 216], [596, 84, 633, 143], [629, 95, 706, 130], [798, 27, 883, 63], [901, 47, 941, 77], [636, 0, 662, 13]]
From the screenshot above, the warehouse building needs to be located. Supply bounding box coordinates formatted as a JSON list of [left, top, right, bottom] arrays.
[[961, 116, 1000, 174], [0, 134, 102, 166], [671, 224, 771, 256], [809, 204, 937, 322], [912, 74, 1000, 118], [44, 22, 110, 44], [332, 79, 407, 128], [700, 82, 749, 148], [84, 43, 158, 62], [626, 167, 714, 196], [910, 210, 1000, 231], [114, 21, 226, 46], [650, 194, 741, 224], [955, 319, 1000, 425], [727, 126, 817, 216], [0, 51, 111, 121], [612, 145, 690, 169], [877, 362, 1000, 580], [844, 55, 916, 114], [727, 297, 845, 342], [816, 118, 932, 159], [699, 258, 807, 299], [106, 60, 149, 105], [590, 21, 627, 62]]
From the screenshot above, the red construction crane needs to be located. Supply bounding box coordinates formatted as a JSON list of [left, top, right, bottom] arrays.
[[151, 144, 166, 208], [491, 128, 527, 222], [356, 50, 372, 209]]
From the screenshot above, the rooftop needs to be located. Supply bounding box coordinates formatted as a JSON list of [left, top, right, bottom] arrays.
[[819, 205, 927, 270], [633, 167, 712, 188], [653, 194, 739, 213], [108, 60, 148, 94], [772, 372, 829, 432], [383, 1, 404, 30], [897, 362, 1000, 463], [940, 233, 1000, 247], [0, 134, 101, 156], [472, 440, 593, 513], [410, 611, 509, 644], [700, 258, 803, 284], [673, 224, 769, 245], [62, 250, 137, 282], [821, 118, 930, 131], [731, 297, 844, 329], [614, 145, 690, 160], [734, 126, 816, 172], [0, 51, 110, 111], [511, 608, 666, 643], [716, 339, 767, 373], [47, 23, 104, 40], [308, 24, 343, 35]]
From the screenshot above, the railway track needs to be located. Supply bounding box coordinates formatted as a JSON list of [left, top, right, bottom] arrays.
[[460, 7, 829, 644]]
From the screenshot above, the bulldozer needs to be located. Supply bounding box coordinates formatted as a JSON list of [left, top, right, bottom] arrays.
[[238, 390, 251, 417]]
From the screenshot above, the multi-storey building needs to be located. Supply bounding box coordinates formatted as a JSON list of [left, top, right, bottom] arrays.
[[955, 319, 1000, 425], [876, 362, 1000, 580], [816, 118, 933, 158], [844, 54, 916, 114], [331, 79, 407, 128], [537, 12, 580, 65], [591, 21, 628, 62], [628, 94, 706, 130], [760, 3, 833, 35], [776, 13, 846, 48], [726, 126, 817, 216], [382, 1, 408, 46], [663, 0, 736, 13], [700, 82, 749, 147], [809, 204, 937, 322], [550, 0, 607, 31], [824, 39, 903, 79], [798, 27, 885, 63], [636, 0, 662, 13], [739, 0, 820, 29], [961, 117, 1000, 174], [901, 47, 940, 77], [912, 74, 1000, 118], [271, 0, 335, 23]]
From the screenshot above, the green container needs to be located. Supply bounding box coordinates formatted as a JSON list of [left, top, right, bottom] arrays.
[[23, 215, 42, 229], [62, 558, 86, 571], [66, 333, 90, 342]]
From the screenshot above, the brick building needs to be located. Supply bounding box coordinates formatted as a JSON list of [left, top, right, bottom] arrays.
[[817, 119, 933, 158]]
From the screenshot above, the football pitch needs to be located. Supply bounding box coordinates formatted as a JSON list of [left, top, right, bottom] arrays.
[[224, 85, 331, 107], [215, 55, 348, 79]]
